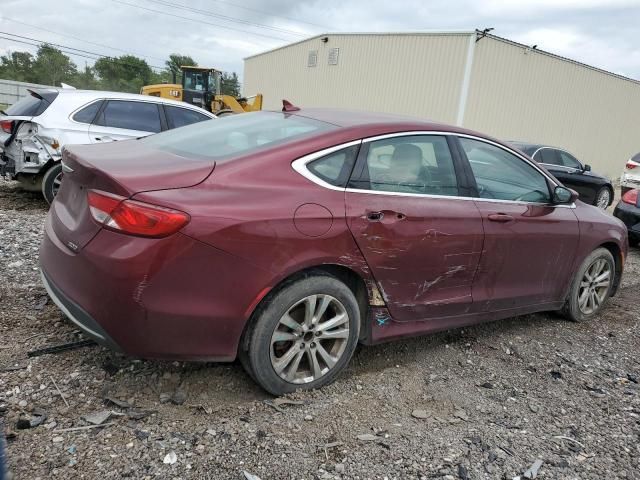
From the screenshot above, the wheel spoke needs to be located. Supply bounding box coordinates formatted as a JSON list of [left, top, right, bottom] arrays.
[[273, 344, 300, 374], [592, 290, 600, 308], [578, 289, 589, 310], [593, 270, 610, 284], [284, 350, 305, 382], [271, 331, 299, 344], [318, 328, 349, 340], [316, 312, 348, 332], [315, 342, 337, 368], [303, 295, 317, 328], [313, 296, 332, 324], [279, 312, 300, 331], [307, 348, 322, 379]]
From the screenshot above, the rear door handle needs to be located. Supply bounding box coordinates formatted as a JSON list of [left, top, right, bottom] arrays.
[[488, 213, 514, 223], [95, 136, 115, 142]]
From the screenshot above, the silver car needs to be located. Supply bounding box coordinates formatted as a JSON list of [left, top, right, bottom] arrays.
[[0, 88, 216, 203]]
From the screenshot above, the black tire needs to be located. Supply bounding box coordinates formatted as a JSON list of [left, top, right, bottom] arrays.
[[629, 236, 640, 248], [242, 273, 360, 395], [594, 187, 611, 209], [41, 163, 63, 205], [562, 247, 615, 322]]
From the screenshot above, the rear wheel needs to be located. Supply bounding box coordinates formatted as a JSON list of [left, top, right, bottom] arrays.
[[242, 274, 360, 395], [42, 163, 63, 205], [562, 248, 615, 322], [594, 187, 611, 209]]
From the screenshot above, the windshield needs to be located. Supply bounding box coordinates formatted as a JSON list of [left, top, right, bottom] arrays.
[[183, 70, 207, 92], [141, 111, 336, 161]]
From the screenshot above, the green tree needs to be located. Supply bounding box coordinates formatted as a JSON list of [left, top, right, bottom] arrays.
[[0, 51, 36, 83], [165, 54, 197, 84], [221, 72, 241, 97], [94, 55, 153, 93], [32, 45, 78, 86], [73, 64, 99, 90]]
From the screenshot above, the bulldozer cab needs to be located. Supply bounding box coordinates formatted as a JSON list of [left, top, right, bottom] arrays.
[[181, 67, 221, 112]]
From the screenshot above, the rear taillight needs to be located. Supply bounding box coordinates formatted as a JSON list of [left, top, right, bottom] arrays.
[[621, 189, 639, 206], [0, 120, 13, 134], [87, 189, 190, 238], [626, 159, 639, 170]]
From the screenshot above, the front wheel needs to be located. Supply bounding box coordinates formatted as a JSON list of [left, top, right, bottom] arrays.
[[594, 187, 611, 209], [42, 163, 63, 205], [242, 273, 360, 395], [562, 247, 615, 322]]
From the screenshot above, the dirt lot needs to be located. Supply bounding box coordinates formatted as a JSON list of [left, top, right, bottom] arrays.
[[0, 177, 639, 480]]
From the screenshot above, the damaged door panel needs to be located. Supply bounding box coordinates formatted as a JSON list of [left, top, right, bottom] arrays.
[[8, 122, 65, 175], [346, 134, 484, 320]]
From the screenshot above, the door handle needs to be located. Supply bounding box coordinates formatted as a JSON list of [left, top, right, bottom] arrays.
[[95, 136, 115, 142], [366, 211, 384, 222], [488, 213, 514, 223]]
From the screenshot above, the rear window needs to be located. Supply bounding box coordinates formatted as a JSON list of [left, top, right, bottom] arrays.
[[141, 111, 336, 161], [6, 91, 58, 117]]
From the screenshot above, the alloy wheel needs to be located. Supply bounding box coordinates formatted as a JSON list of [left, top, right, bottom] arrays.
[[577, 258, 612, 314], [597, 189, 610, 209], [52, 172, 63, 197], [270, 294, 350, 384]]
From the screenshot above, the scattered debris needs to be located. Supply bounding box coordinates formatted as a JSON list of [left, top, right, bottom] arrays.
[[357, 433, 379, 441], [479, 382, 494, 389], [553, 436, 585, 449], [523, 459, 543, 479], [103, 396, 131, 409], [264, 398, 304, 413], [457, 464, 470, 480], [163, 450, 177, 465], [50, 375, 70, 408], [82, 410, 112, 426], [55, 422, 115, 433], [15, 409, 47, 429], [411, 409, 429, 419], [171, 389, 187, 405], [550, 370, 562, 379], [27, 339, 97, 358], [243, 471, 262, 480]]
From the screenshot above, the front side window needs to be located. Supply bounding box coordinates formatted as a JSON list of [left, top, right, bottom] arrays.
[[165, 105, 211, 129], [98, 101, 161, 133], [306, 145, 359, 187], [558, 151, 582, 169], [460, 138, 551, 203], [349, 135, 458, 196]]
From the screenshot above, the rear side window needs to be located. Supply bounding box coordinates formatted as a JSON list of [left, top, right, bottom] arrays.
[[72, 101, 102, 124], [141, 111, 335, 162], [536, 148, 562, 166], [6, 92, 57, 117], [349, 135, 459, 196], [96, 101, 161, 133], [165, 105, 211, 129], [306, 145, 359, 187]]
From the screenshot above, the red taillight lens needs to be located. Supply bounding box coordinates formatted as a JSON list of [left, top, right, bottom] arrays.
[[87, 189, 190, 238], [621, 189, 639, 206], [0, 120, 13, 134], [626, 160, 639, 170]]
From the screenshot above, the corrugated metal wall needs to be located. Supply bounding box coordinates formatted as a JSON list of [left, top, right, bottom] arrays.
[[0, 79, 53, 106], [464, 36, 640, 178], [245, 33, 640, 178], [244, 33, 471, 124]]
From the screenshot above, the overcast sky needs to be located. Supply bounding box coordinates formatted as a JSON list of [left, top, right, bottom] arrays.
[[1, 0, 639, 85]]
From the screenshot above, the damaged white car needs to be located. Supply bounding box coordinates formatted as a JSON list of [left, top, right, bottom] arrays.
[[0, 88, 215, 203]]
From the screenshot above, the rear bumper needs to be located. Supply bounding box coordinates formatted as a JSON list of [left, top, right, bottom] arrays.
[[39, 211, 274, 361], [40, 269, 121, 351], [613, 201, 640, 239]]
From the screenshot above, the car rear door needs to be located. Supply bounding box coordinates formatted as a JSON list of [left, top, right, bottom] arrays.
[[345, 133, 484, 321], [457, 137, 579, 311], [88, 100, 163, 143]]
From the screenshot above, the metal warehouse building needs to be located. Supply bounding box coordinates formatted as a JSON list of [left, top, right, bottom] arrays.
[[244, 31, 640, 179]]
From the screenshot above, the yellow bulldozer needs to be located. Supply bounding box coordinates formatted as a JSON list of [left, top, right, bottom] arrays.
[[141, 66, 262, 116]]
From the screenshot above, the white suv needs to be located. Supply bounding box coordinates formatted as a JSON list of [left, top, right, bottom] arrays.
[[621, 152, 640, 196], [0, 88, 216, 203]]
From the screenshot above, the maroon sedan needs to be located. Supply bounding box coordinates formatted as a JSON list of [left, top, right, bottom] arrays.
[[40, 107, 628, 395]]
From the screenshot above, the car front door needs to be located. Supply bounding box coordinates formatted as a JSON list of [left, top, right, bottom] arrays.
[[458, 137, 579, 311], [88, 100, 163, 143], [345, 134, 484, 321], [534, 148, 594, 203]]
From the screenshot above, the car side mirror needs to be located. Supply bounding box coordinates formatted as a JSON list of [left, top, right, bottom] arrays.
[[553, 186, 579, 204], [583, 164, 591, 172]]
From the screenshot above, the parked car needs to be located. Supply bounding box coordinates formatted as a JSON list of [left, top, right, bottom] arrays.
[[40, 108, 628, 395], [509, 142, 614, 209], [620, 152, 640, 196], [0, 88, 215, 203], [613, 189, 640, 247]]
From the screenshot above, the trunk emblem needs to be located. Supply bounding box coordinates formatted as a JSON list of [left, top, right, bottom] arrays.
[[66, 241, 79, 252], [61, 162, 74, 173]]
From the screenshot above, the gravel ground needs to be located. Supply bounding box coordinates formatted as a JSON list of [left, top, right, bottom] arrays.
[[0, 177, 639, 480]]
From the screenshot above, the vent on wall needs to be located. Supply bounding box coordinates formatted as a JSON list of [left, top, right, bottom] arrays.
[[308, 50, 318, 67], [328, 48, 339, 65]]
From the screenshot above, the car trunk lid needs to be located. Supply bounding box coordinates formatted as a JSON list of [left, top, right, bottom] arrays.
[[51, 140, 215, 250]]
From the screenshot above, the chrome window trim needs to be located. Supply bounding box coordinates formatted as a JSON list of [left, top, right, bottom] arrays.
[[291, 132, 575, 209], [68, 98, 104, 125], [531, 146, 583, 171]]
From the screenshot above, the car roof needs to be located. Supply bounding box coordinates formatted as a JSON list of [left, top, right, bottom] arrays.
[[32, 88, 213, 113]]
